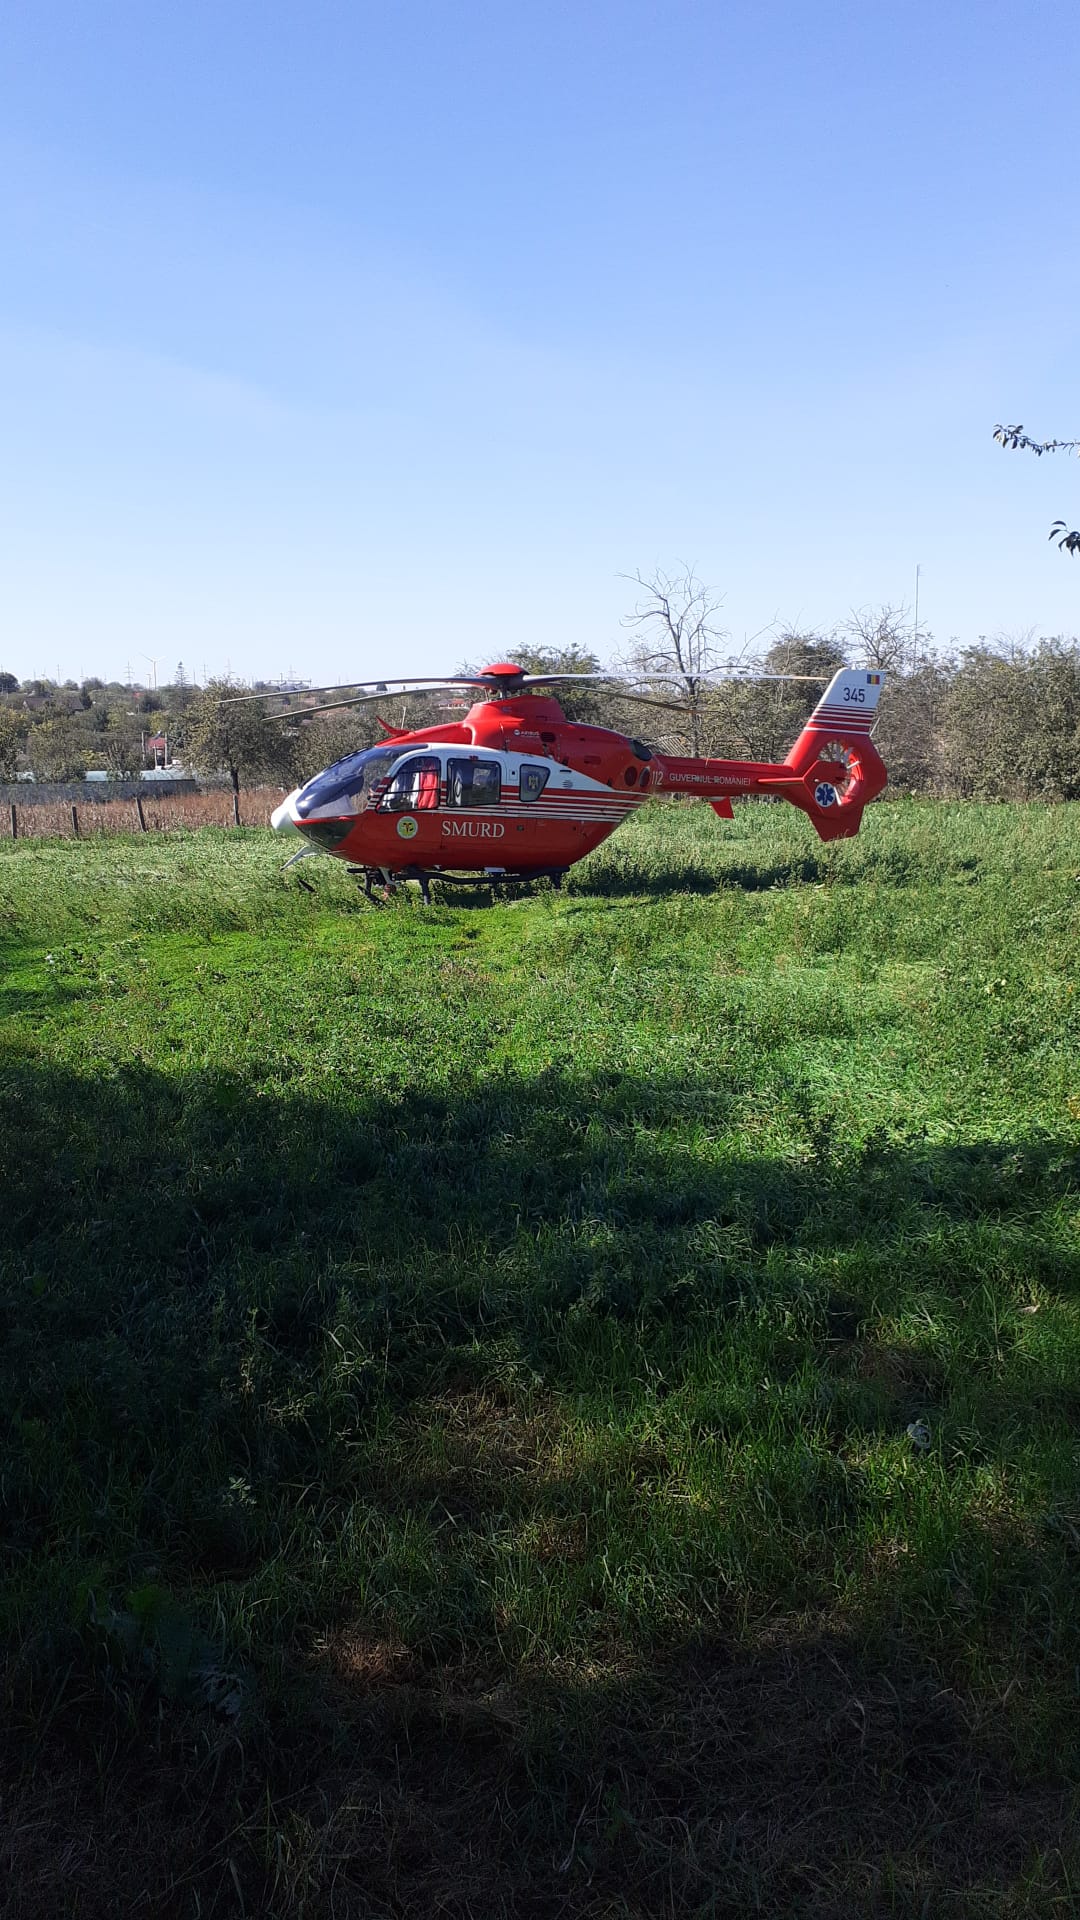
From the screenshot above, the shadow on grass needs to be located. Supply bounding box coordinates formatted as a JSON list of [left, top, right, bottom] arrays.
[[6, 1623, 1077, 1919], [568, 843, 982, 900], [365, 857, 822, 908], [569, 854, 834, 897], [4, 1060, 1077, 1403], [3, 1061, 1080, 1914]]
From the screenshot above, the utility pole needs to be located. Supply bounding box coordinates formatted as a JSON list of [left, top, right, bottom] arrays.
[[913, 565, 921, 672]]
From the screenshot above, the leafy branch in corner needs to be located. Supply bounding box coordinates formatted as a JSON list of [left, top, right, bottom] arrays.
[[994, 424, 1080, 553]]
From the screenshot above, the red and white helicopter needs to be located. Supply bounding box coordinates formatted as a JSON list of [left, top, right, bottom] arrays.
[[252, 662, 886, 899]]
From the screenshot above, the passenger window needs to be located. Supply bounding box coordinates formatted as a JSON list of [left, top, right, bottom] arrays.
[[519, 765, 549, 802], [385, 754, 441, 811], [447, 758, 501, 808]]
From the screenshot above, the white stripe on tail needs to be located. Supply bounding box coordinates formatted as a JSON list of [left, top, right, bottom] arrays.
[[800, 668, 886, 734]]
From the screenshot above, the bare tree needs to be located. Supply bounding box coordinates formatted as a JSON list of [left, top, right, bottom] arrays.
[[620, 567, 729, 756], [843, 604, 917, 673], [993, 424, 1080, 553]]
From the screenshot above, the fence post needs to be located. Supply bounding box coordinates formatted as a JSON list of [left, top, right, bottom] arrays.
[[135, 794, 147, 832], [70, 803, 80, 837], [9, 803, 15, 840]]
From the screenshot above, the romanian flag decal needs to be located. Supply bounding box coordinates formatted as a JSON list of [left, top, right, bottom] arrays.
[[866, 672, 881, 685]]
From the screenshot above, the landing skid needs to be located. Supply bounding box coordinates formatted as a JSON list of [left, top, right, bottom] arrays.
[[347, 865, 567, 905]]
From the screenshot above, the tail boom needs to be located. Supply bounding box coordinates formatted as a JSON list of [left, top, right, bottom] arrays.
[[652, 670, 887, 842]]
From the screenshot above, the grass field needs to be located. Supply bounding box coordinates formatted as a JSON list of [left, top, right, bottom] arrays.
[[2, 798, 1080, 1917]]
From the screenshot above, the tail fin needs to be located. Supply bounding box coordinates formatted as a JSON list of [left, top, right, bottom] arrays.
[[761, 669, 887, 841]]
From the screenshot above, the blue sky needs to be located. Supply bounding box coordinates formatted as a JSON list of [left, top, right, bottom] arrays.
[[2, 0, 1078, 686]]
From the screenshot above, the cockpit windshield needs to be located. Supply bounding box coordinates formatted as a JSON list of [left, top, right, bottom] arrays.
[[294, 745, 402, 818]]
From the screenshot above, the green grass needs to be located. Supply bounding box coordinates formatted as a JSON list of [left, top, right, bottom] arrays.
[[2, 798, 1080, 1916]]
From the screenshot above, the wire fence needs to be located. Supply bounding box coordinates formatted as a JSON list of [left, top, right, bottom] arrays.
[[5, 787, 287, 842]]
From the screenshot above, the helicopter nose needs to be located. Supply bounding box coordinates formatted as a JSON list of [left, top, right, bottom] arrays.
[[271, 792, 301, 835]]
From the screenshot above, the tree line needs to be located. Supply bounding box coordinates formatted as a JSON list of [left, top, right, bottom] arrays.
[[3, 593, 1080, 803]]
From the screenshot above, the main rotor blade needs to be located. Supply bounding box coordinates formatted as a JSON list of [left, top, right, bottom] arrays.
[[600, 689, 698, 716], [267, 682, 699, 722], [270, 695, 384, 721], [218, 683, 373, 707], [517, 672, 622, 685], [218, 675, 480, 708], [635, 670, 831, 685], [219, 664, 833, 711], [270, 687, 463, 721], [521, 669, 830, 694]]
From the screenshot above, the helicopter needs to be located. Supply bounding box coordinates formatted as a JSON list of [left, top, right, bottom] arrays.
[[236, 661, 887, 899]]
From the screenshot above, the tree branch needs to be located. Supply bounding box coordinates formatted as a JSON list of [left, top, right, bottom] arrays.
[[993, 424, 1080, 456]]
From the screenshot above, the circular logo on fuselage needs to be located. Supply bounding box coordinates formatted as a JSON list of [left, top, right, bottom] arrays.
[[396, 815, 419, 839], [814, 782, 838, 808]]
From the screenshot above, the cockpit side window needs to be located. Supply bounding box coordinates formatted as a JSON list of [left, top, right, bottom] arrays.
[[384, 754, 442, 812], [447, 757, 501, 808], [295, 745, 397, 818], [519, 764, 549, 802]]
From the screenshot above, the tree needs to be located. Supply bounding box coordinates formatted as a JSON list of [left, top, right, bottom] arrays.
[[185, 680, 297, 807], [1019, 642, 1080, 796], [843, 604, 918, 674], [938, 639, 1080, 800], [730, 630, 847, 763], [453, 645, 608, 725], [620, 567, 728, 756], [292, 711, 381, 784], [993, 424, 1080, 554], [28, 717, 87, 781], [871, 652, 951, 794], [99, 715, 143, 776], [0, 711, 22, 779], [482, 644, 601, 680], [0, 671, 17, 695], [467, 644, 608, 725]]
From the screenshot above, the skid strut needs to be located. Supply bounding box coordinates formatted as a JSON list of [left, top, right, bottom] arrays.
[[348, 865, 568, 903]]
